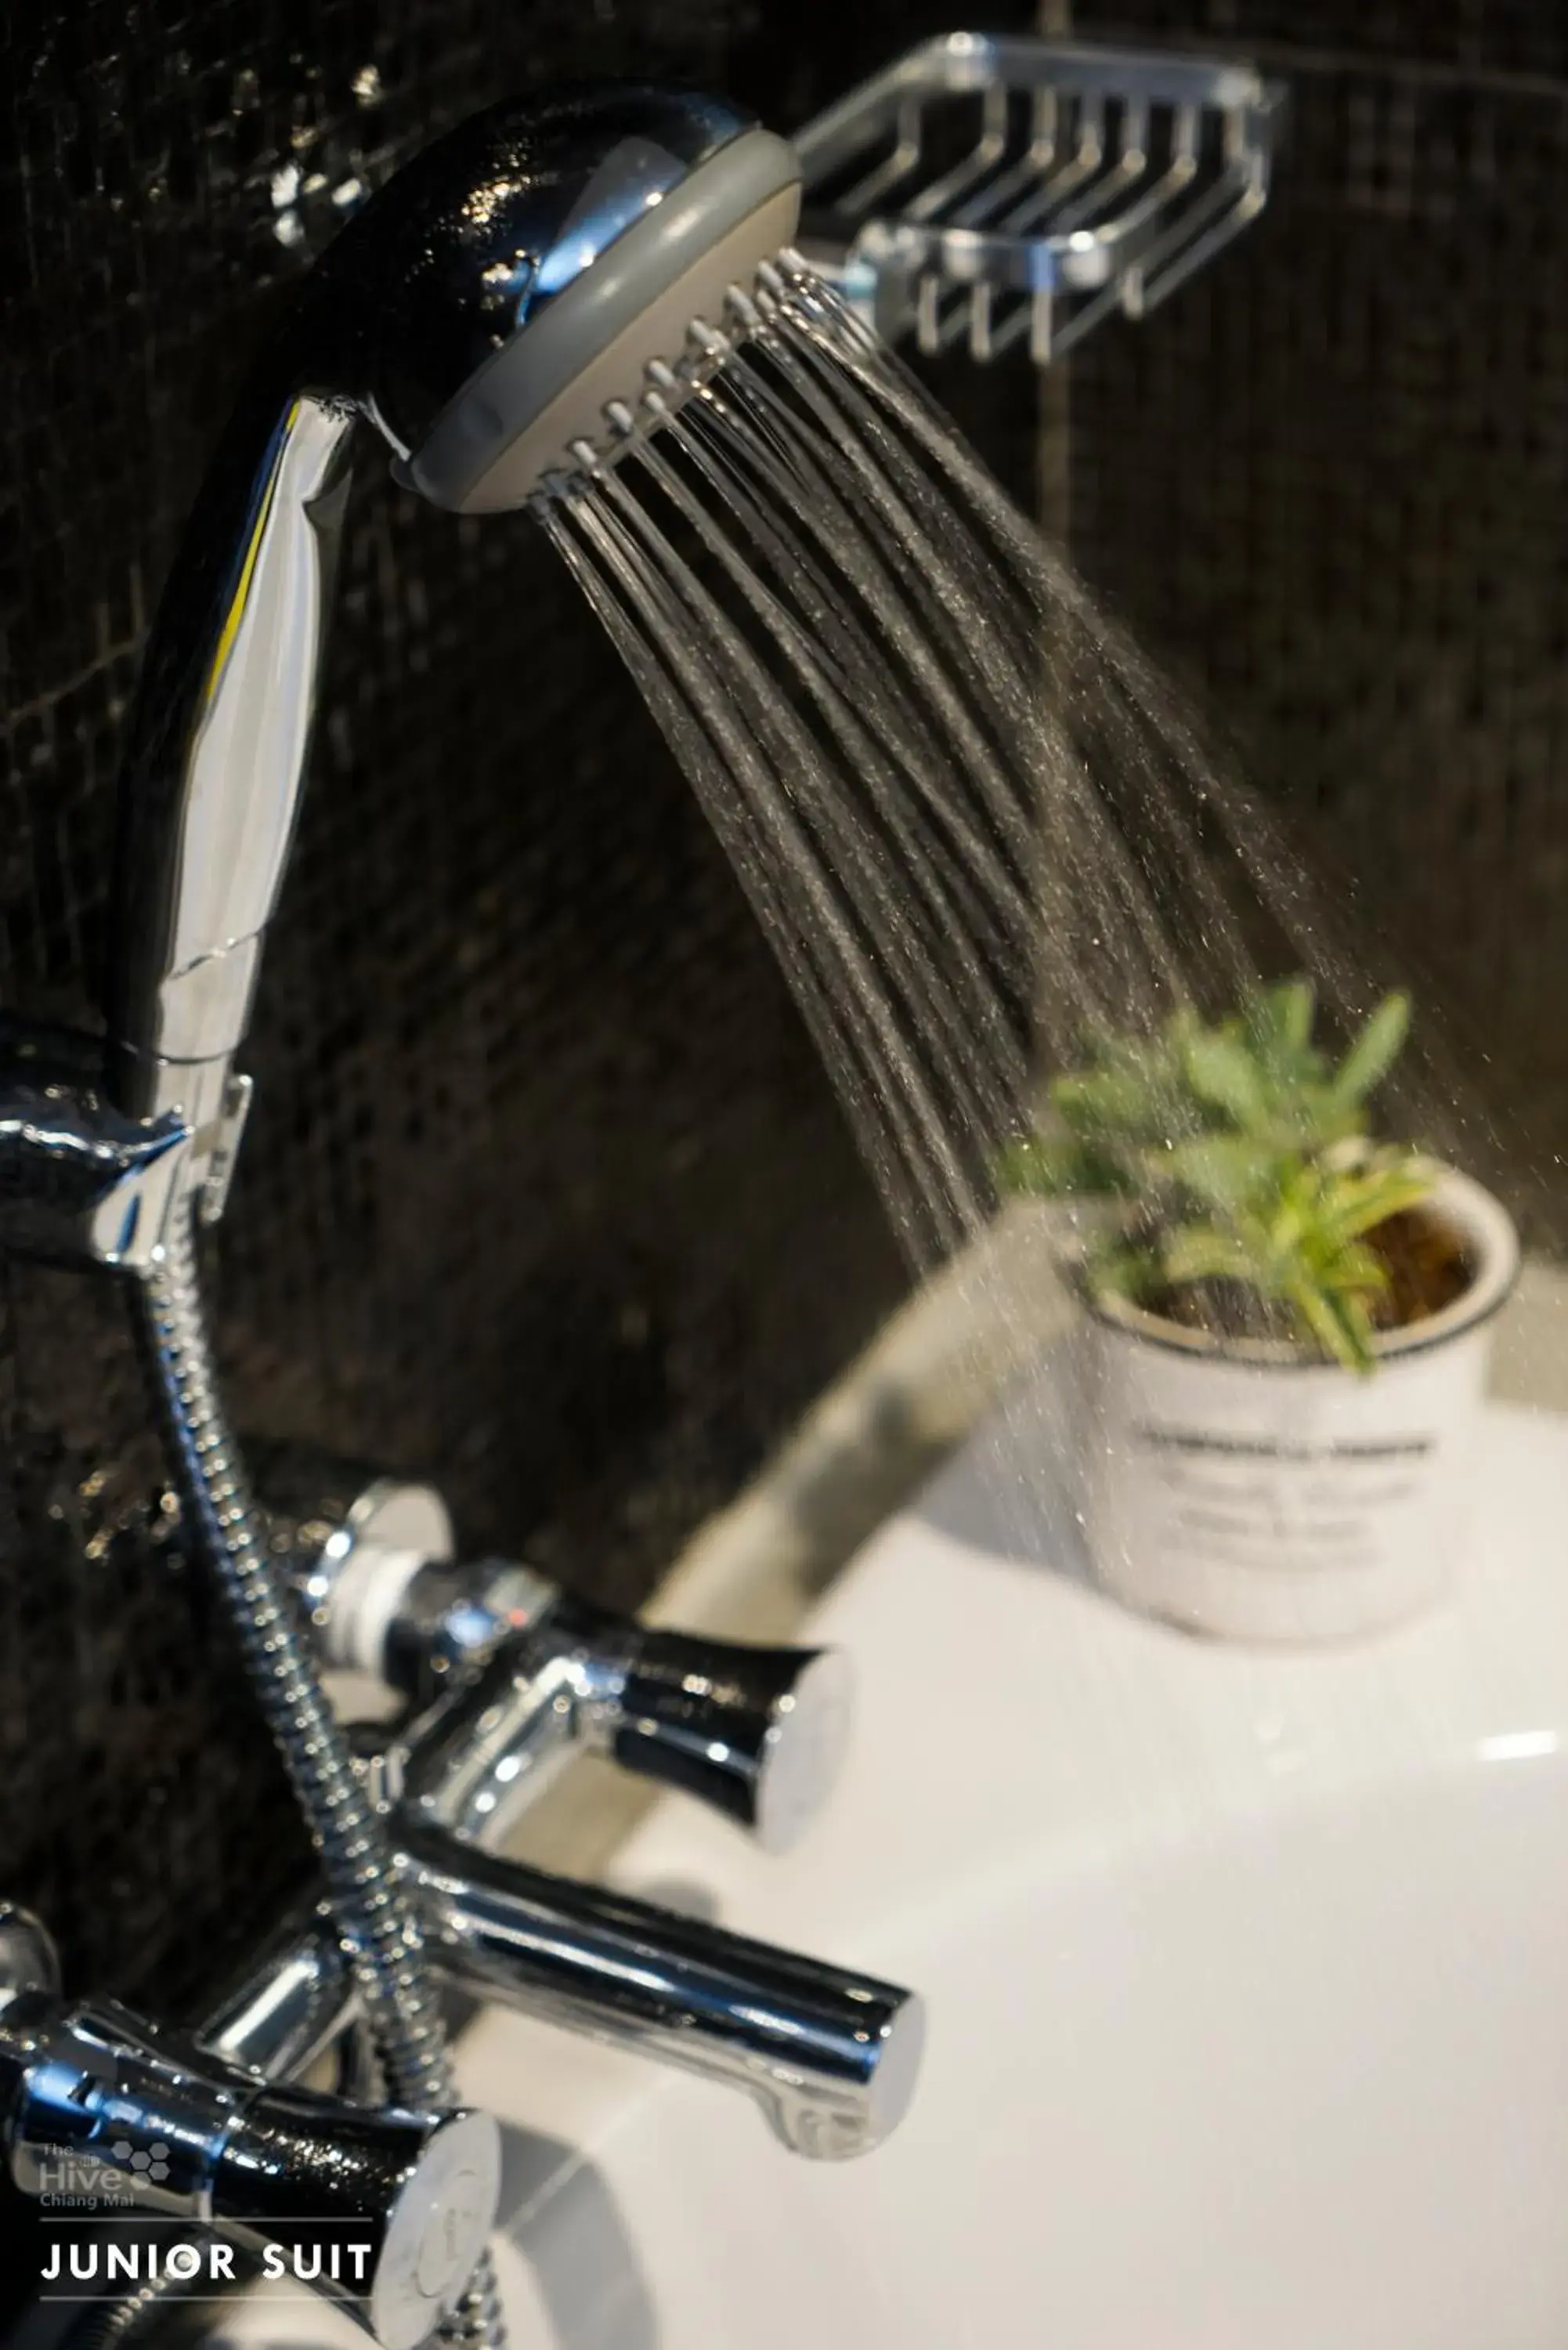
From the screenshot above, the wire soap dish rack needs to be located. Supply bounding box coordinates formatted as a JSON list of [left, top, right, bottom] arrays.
[[794, 34, 1285, 365]]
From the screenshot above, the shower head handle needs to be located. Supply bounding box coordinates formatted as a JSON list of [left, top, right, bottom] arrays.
[[110, 391, 357, 1130], [108, 82, 801, 1144]]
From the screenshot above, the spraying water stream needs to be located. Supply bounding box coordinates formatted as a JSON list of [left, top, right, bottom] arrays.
[[537, 258, 1444, 1277]]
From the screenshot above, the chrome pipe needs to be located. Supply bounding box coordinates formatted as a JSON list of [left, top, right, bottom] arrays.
[[201, 1907, 355, 2086]]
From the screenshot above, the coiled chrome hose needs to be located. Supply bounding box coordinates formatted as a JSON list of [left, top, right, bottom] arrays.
[[136, 1198, 506, 2350], [59, 2248, 203, 2348]]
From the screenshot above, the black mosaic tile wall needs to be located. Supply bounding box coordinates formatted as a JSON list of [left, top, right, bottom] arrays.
[[1068, 0, 1568, 1216], [1073, 2, 1568, 78], [0, 0, 1041, 2107]]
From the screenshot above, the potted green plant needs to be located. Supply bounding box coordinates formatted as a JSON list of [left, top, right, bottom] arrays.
[[1000, 981, 1519, 1640]]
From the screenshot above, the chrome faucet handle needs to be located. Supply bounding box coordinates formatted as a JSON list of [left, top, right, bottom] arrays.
[[587, 1605, 854, 1852], [275, 1470, 854, 1853], [395, 1600, 854, 1856], [0, 1906, 499, 2350]]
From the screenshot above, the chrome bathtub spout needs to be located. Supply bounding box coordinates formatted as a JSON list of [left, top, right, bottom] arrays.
[[405, 1823, 923, 2160], [203, 1837, 923, 2164], [196, 1495, 925, 2166]]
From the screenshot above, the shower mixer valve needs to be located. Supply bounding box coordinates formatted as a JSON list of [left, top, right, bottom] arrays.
[[277, 1469, 854, 1853], [193, 1463, 920, 2165], [0, 1907, 500, 2350]]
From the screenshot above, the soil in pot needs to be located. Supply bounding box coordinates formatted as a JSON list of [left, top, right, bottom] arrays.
[[1366, 1206, 1471, 1329]]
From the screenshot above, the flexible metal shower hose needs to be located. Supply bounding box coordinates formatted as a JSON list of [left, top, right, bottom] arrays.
[[136, 1198, 507, 2350], [57, 2251, 200, 2348]]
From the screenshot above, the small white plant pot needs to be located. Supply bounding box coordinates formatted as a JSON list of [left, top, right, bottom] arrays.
[[1077, 1170, 1519, 1643]]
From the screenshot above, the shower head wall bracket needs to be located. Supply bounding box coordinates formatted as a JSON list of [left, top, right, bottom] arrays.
[[794, 33, 1284, 364], [0, 1018, 251, 1274]]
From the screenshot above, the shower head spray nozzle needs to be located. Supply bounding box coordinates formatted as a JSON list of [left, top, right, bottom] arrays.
[[109, 83, 801, 1166]]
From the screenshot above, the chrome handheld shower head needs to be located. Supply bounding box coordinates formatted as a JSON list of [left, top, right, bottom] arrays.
[[109, 83, 801, 1188]]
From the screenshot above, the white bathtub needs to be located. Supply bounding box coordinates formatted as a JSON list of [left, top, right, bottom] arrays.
[[464, 1390, 1568, 2350]]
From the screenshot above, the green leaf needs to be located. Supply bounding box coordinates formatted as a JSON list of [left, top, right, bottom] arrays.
[[1339, 1292, 1379, 1371], [1162, 1133, 1276, 1210], [1051, 1068, 1165, 1140], [1273, 978, 1315, 1054], [1332, 992, 1411, 1106], [1267, 1166, 1315, 1256], [1324, 1238, 1389, 1297], [1321, 1154, 1436, 1240], [1244, 977, 1314, 1068], [1287, 1276, 1375, 1372], [1180, 1029, 1269, 1129], [1280, 1086, 1363, 1152], [1159, 1225, 1256, 1285]]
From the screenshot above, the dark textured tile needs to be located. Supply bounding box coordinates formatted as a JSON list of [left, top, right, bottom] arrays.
[[1074, 2, 1568, 80]]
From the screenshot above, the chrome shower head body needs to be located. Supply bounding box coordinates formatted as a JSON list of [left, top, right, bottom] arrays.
[[110, 83, 801, 1193]]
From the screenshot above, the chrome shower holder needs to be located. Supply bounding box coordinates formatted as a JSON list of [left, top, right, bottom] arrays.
[[796, 33, 1285, 365]]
